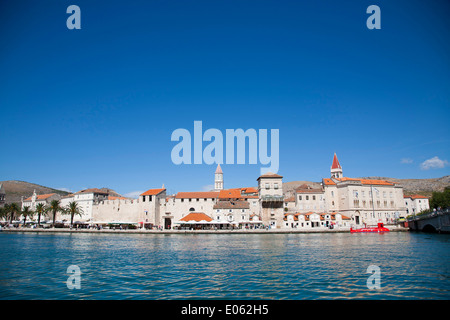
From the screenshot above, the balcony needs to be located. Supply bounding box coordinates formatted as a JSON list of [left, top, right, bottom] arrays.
[[261, 195, 284, 202]]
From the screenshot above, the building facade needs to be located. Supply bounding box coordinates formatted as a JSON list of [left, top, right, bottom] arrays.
[[21, 190, 61, 211], [22, 153, 406, 230], [404, 194, 430, 216]]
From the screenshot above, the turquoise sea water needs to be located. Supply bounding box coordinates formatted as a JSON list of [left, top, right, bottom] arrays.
[[0, 232, 448, 300]]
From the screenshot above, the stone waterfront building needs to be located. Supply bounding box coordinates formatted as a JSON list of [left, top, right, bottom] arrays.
[[46, 153, 407, 230]]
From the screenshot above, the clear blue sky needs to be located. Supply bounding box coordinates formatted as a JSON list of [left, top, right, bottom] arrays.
[[1, 0, 449, 197]]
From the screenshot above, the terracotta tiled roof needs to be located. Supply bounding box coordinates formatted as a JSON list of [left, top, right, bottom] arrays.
[[405, 194, 429, 199], [175, 192, 219, 199], [295, 186, 323, 193], [322, 178, 336, 185], [241, 187, 258, 194], [243, 195, 259, 199], [24, 193, 56, 201], [219, 189, 242, 199], [180, 212, 213, 222], [284, 197, 295, 202], [331, 153, 341, 169], [335, 177, 395, 186], [213, 200, 250, 209], [140, 188, 166, 196], [108, 196, 128, 200], [257, 172, 283, 180]]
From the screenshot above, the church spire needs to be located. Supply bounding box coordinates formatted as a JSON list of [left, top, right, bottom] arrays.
[[331, 153, 341, 169], [330, 153, 343, 178]]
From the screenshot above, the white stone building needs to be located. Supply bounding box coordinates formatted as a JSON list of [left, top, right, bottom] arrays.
[[404, 194, 430, 216], [21, 190, 61, 211], [258, 172, 284, 228]]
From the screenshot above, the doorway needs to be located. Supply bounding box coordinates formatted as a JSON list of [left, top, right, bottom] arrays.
[[164, 218, 171, 230]]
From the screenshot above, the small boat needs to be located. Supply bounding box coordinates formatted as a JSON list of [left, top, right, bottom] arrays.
[[350, 223, 389, 233]]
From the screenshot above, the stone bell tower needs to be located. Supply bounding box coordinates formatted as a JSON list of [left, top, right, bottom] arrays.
[[330, 153, 343, 179], [214, 164, 224, 191]]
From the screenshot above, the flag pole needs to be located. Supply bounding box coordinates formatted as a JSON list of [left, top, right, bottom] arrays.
[[371, 184, 376, 221]]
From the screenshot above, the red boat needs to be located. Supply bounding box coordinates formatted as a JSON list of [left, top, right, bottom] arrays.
[[350, 223, 390, 233]]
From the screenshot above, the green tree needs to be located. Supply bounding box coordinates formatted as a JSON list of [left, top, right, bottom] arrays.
[[47, 200, 63, 227], [0, 206, 7, 222], [7, 203, 20, 225], [35, 203, 47, 227], [21, 206, 34, 226], [65, 201, 84, 228], [430, 187, 450, 210]]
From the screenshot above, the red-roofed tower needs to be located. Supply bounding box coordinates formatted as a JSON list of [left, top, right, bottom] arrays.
[[330, 153, 343, 178]]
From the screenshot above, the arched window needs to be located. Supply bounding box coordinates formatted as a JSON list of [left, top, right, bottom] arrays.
[[189, 207, 195, 212]]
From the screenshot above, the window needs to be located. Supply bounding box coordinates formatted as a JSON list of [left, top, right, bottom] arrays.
[[313, 195, 316, 200], [274, 183, 278, 189], [299, 195, 302, 201], [142, 196, 146, 202], [306, 196, 309, 200], [196, 198, 199, 202], [265, 183, 270, 189], [331, 191, 334, 197]]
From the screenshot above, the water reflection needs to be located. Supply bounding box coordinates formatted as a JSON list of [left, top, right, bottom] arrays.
[[0, 232, 448, 299]]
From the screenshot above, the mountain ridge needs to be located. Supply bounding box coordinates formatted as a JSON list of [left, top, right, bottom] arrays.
[[2, 176, 449, 205]]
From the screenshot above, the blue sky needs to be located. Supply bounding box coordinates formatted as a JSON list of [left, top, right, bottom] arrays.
[[1, 0, 449, 197]]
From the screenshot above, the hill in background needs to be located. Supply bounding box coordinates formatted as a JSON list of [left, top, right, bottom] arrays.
[[0, 180, 123, 204], [2, 176, 449, 205]]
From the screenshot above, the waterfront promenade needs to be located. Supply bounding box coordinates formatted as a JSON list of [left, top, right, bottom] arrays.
[[1, 225, 408, 235]]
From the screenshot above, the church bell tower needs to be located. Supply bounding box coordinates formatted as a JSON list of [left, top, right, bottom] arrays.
[[214, 164, 224, 191], [330, 153, 343, 178]]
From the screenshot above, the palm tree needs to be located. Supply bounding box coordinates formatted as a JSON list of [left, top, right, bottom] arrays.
[[8, 203, 20, 225], [21, 206, 34, 226], [47, 200, 63, 227], [0, 206, 7, 223], [65, 201, 84, 228], [35, 203, 46, 227]]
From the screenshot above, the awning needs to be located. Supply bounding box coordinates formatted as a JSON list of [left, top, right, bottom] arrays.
[[108, 221, 138, 224]]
